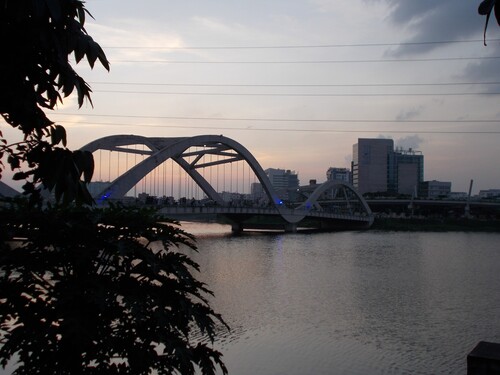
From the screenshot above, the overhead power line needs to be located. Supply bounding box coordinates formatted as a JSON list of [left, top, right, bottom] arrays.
[[58, 120, 500, 134], [88, 81, 500, 88], [105, 56, 500, 64], [101, 38, 500, 50], [53, 112, 500, 124], [91, 90, 500, 97]]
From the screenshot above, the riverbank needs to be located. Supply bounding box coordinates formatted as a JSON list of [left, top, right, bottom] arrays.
[[371, 217, 500, 232]]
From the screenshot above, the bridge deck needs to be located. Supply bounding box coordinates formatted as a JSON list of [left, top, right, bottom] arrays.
[[158, 205, 374, 232]]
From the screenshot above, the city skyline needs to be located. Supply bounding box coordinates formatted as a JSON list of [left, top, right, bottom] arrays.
[[1, 1, 500, 194]]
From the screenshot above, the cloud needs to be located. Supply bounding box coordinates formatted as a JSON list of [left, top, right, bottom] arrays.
[[191, 16, 236, 33], [460, 55, 500, 91], [373, 1, 500, 86], [395, 135, 424, 150], [378, 1, 483, 56], [396, 106, 424, 121], [86, 21, 186, 61]]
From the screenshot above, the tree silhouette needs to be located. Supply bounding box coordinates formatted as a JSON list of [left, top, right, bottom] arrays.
[[0, 203, 228, 374], [0, 1, 228, 374], [0, 0, 108, 204]]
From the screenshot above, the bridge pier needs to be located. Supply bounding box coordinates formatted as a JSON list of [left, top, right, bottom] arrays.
[[231, 223, 243, 233], [284, 223, 297, 233]]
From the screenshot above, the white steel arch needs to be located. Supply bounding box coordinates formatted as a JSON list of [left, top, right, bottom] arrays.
[[81, 134, 283, 207]]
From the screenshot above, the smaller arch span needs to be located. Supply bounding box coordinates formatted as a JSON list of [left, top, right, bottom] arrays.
[[297, 180, 372, 214]]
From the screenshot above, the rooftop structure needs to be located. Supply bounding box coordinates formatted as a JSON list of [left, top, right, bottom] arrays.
[[326, 167, 351, 183]]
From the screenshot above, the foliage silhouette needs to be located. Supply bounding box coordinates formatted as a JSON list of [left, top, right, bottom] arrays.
[[0, 0, 108, 205], [0, 1, 228, 374], [0, 202, 228, 375]]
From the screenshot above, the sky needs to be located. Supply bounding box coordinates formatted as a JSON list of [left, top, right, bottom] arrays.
[[2, 0, 500, 194]]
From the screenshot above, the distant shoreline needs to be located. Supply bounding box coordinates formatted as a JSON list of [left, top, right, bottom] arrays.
[[370, 217, 500, 232]]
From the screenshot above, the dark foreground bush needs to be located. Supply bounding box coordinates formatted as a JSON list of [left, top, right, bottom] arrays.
[[0, 202, 227, 375]]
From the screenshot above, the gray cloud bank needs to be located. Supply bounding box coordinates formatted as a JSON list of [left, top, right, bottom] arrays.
[[374, 1, 500, 86]]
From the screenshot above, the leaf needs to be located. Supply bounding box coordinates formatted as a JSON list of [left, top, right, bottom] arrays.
[[86, 42, 98, 69], [94, 43, 110, 72], [77, 6, 86, 26], [73, 150, 94, 182], [13, 171, 29, 180], [50, 125, 67, 147], [478, 0, 498, 45], [75, 76, 93, 108], [74, 36, 86, 64], [82, 152, 95, 183], [7, 155, 20, 170], [479, 0, 495, 15]]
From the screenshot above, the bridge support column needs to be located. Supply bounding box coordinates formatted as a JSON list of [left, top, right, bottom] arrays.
[[284, 223, 297, 233], [231, 223, 243, 233]]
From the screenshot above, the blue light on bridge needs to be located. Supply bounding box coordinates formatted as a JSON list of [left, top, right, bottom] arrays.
[[98, 191, 111, 203]]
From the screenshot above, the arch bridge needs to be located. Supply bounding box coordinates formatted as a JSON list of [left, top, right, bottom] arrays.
[[81, 135, 373, 232]]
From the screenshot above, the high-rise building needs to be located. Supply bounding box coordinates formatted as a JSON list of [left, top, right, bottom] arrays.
[[393, 148, 424, 196], [352, 138, 394, 194], [352, 139, 424, 195]]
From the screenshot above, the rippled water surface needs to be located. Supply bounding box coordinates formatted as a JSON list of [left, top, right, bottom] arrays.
[[182, 223, 500, 375]]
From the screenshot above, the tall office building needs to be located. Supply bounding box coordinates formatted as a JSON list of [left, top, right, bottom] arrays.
[[393, 148, 424, 196], [352, 138, 394, 195], [352, 139, 424, 195]]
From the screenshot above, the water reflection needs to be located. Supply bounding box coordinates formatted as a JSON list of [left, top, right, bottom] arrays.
[[182, 223, 500, 374]]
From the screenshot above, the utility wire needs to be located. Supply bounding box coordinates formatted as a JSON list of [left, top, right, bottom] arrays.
[[52, 113, 500, 124], [103, 56, 500, 64], [91, 90, 500, 97], [88, 81, 500, 88], [101, 38, 500, 50], [56, 120, 500, 134]]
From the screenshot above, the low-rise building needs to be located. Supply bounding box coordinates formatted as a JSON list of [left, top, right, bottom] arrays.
[[265, 168, 299, 200], [478, 189, 500, 199], [419, 180, 452, 199]]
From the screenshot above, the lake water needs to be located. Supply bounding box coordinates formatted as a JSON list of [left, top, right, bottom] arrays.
[[181, 223, 500, 375]]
